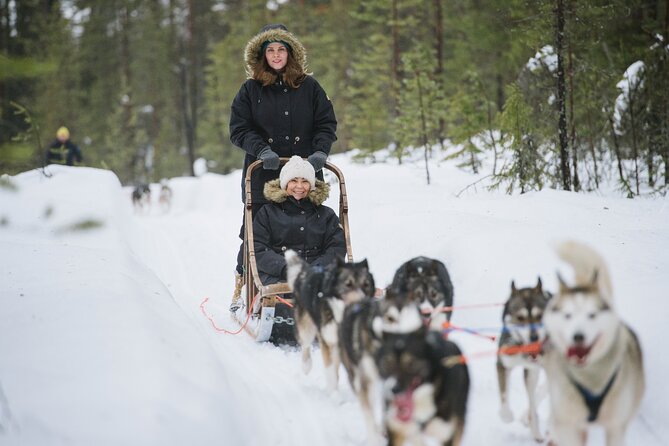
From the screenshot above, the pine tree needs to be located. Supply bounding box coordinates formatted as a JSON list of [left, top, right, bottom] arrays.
[[497, 84, 548, 193], [395, 43, 442, 182]]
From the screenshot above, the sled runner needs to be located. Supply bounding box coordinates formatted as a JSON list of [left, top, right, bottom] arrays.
[[233, 158, 353, 343]]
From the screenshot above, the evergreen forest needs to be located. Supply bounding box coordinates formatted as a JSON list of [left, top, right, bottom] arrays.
[[1, 0, 668, 195]]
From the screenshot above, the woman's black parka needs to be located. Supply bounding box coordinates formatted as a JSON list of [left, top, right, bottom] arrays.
[[229, 26, 337, 204]]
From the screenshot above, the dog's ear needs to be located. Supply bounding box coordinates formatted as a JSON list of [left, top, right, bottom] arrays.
[[336, 255, 346, 267], [404, 263, 418, 278], [511, 280, 517, 293], [434, 259, 453, 293], [427, 259, 440, 274], [365, 272, 376, 296], [359, 258, 369, 270], [557, 272, 569, 292], [390, 263, 408, 291], [535, 277, 543, 292]]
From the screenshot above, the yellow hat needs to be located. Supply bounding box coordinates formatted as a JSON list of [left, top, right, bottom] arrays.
[[56, 126, 70, 139]]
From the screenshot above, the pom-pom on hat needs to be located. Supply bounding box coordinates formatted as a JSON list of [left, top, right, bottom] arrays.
[[280, 155, 316, 190]]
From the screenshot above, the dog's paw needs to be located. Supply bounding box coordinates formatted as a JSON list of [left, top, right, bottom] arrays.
[[499, 405, 514, 423]]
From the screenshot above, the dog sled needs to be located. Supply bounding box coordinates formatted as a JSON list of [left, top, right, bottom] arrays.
[[233, 158, 354, 343]]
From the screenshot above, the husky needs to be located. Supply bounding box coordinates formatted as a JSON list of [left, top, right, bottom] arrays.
[[543, 241, 645, 446], [339, 284, 429, 444], [376, 325, 470, 446], [131, 184, 151, 213], [390, 256, 454, 330], [285, 250, 375, 391], [158, 179, 173, 212], [496, 278, 552, 441]]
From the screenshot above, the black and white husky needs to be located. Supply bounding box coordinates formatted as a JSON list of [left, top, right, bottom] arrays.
[[376, 325, 470, 446], [339, 286, 427, 445], [496, 278, 552, 441], [285, 250, 375, 391], [131, 184, 151, 213], [390, 256, 454, 330], [543, 241, 645, 446]]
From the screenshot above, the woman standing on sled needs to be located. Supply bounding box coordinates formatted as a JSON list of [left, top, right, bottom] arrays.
[[253, 156, 346, 286], [228, 24, 337, 308]]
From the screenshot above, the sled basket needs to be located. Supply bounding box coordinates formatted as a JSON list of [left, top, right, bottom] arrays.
[[240, 158, 353, 343]]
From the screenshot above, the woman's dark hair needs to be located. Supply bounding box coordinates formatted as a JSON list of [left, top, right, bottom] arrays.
[[253, 50, 306, 89]]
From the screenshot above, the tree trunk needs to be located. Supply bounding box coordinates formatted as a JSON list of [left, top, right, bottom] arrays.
[[416, 70, 431, 185], [567, 0, 579, 191], [605, 104, 633, 197], [433, 0, 445, 142], [391, 0, 400, 91], [629, 87, 640, 195], [120, 4, 137, 180], [664, 0, 669, 185], [586, 111, 599, 189], [391, 0, 402, 163], [185, 0, 198, 176], [486, 99, 499, 175], [555, 0, 571, 191]]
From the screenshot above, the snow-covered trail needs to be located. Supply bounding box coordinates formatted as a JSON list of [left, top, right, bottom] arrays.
[[4, 157, 665, 445], [124, 154, 668, 446], [127, 175, 370, 446]]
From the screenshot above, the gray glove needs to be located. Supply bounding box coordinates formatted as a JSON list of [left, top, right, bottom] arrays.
[[257, 146, 280, 170], [307, 151, 328, 171]]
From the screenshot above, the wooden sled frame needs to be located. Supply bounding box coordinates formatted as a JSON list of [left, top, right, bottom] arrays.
[[240, 158, 353, 341]]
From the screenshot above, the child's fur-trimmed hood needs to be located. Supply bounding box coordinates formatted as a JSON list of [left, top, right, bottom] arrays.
[[263, 179, 330, 206]]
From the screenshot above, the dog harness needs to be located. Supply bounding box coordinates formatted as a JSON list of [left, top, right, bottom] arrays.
[[569, 369, 618, 422]]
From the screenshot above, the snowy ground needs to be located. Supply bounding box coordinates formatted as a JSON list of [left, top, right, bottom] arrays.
[[1, 152, 667, 445]]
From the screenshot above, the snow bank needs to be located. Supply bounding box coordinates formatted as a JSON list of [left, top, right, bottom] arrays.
[[0, 166, 245, 445]]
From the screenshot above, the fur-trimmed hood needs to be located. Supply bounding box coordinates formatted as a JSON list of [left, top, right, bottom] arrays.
[[244, 27, 308, 77], [263, 178, 330, 206]]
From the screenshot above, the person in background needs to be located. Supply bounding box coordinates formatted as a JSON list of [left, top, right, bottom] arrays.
[[46, 126, 83, 166], [229, 23, 337, 308]]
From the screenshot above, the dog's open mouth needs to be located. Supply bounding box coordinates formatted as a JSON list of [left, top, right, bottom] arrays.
[[393, 389, 415, 422], [566, 340, 596, 364]]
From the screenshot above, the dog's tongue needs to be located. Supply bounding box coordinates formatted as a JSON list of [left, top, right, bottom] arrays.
[[394, 389, 414, 422], [567, 344, 591, 362]]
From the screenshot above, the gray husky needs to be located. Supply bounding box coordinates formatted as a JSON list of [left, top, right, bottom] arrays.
[[285, 250, 375, 391], [496, 278, 552, 441], [543, 241, 645, 446]]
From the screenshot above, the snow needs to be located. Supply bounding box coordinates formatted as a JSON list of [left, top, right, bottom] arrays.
[[526, 45, 557, 73], [613, 60, 645, 135], [1, 153, 668, 446]]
